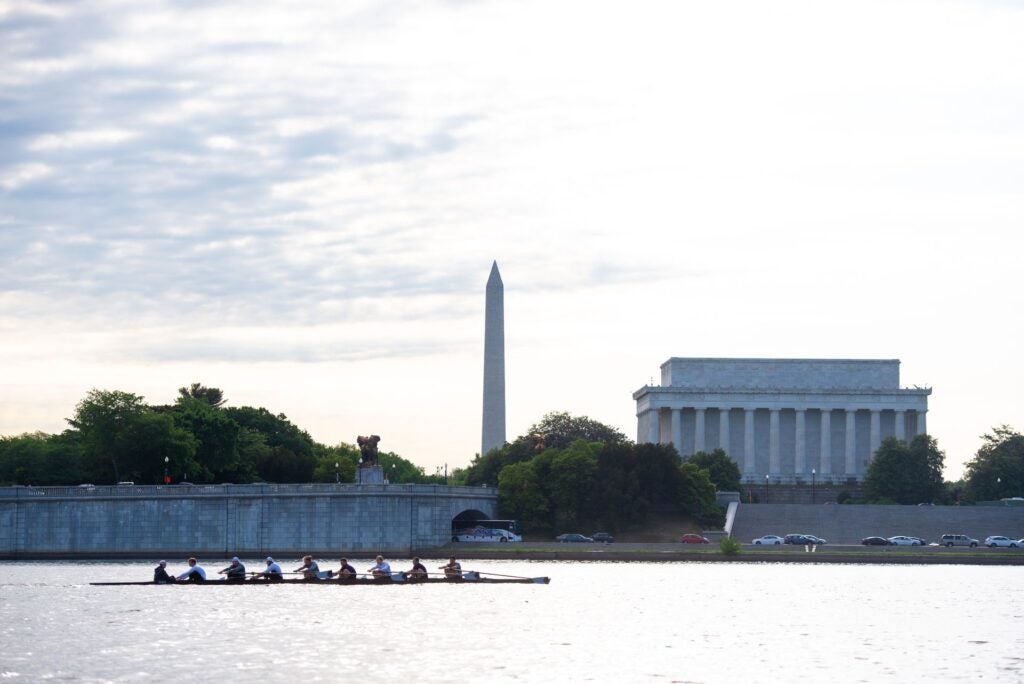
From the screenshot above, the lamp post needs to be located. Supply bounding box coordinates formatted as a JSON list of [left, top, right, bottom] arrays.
[[163, 456, 170, 485], [764, 474, 769, 504], [335, 461, 339, 484], [811, 468, 816, 504], [996, 476, 1001, 498]]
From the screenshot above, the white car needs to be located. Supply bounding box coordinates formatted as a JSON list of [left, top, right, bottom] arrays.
[[752, 535, 784, 545], [888, 536, 924, 546], [984, 536, 1018, 548]]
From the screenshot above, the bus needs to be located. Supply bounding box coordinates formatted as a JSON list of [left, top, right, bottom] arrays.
[[451, 519, 522, 543]]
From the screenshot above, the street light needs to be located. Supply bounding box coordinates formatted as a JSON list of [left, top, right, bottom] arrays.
[[163, 456, 170, 485], [764, 474, 769, 504], [812, 468, 816, 504], [335, 461, 339, 484]]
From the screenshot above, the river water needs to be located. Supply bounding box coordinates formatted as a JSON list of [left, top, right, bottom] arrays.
[[1, 559, 1021, 683]]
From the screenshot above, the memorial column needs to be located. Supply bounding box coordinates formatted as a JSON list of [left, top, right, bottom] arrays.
[[671, 409, 683, 456], [795, 409, 806, 476], [719, 408, 731, 455], [694, 408, 706, 455], [744, 408, 756, 475], [870, 409, 881, 459], [917, 410, 927, 436], [819, 409, 832, 477], [845, 409, 857, 477], [647, 409, 660, 444], [895, 410, 906, 442], [769, 409, 781, 476]]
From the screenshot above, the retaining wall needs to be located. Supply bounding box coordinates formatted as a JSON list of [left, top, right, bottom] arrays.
[[731, 503, 1024, 544], [0, 483, 498, 559]]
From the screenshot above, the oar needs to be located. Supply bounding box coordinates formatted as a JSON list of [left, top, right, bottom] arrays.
[[471, 571, 538, 580]]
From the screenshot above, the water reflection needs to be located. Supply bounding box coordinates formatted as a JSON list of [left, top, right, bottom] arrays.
[[0, 560, 1021, 682]]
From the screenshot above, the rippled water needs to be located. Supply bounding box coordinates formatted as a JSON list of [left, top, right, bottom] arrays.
[[1, 559, 1021, 683]]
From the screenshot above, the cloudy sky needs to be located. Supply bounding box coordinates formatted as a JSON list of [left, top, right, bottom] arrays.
[[2, 0, 1022, 479]]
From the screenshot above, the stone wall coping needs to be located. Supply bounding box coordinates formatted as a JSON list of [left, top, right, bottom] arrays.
[[0, 483, 497, 500]]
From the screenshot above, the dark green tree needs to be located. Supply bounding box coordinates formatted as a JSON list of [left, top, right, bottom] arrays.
[[964, 425, 1024, 502], [177, 383, 226, 409], [548, 440, 601, 529], [68, 389, 197, 483], [0, 432, 85, 486], [498, 459, 551, 533], [688, 448, 741, 492], [312, 442, 359, 483], [225, 407, 316, 483], [677, 463, 724, 528], [863, 435, 945, 504], [527, 411, 630, 450], [171, 397, 243, 482]]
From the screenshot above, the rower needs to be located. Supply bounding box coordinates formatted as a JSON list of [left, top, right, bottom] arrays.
[[367, 555, 391, 578], [440, 557, 462, 579], [336, 558, 357, 580], [218, 556, 246, 582], [294, 555, 321, 580], [407, 557, 427, 580], [153, 560, 175, 584], [261, 556, 284, 581], [176, 557, 207, 583]]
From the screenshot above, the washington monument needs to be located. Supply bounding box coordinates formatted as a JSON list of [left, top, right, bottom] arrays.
[[481, 261, 506, 456]]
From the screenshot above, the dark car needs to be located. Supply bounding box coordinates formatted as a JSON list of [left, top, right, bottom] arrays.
[[680, 534, 711, 544], [556, 533, 594, 543], [861, 536, 892, 546], [784, 534, 815, 545], [591, 532, 615, 543]]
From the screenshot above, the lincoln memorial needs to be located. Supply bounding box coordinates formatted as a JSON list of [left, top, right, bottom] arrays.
[[633, 358, 931, 484]]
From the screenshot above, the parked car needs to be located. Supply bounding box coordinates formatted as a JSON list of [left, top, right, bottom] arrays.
[[861, 536, 891, 546], [984, 536, 1018, 548], [888, 536, 924, 546], [910, 537, 928, 546], [939, 534, 979, 548], [591, 532, 615, 543], [680, 534, 710, 544], [784, 534, 825, 545], [556, 533, 594, 543], [752, 535, 784, 545]]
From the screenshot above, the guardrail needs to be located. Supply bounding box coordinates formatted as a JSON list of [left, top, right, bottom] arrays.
[[0, 483, 497, 499]]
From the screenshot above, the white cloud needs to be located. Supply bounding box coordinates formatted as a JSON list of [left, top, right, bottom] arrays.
[[1, 0, 1023, 477]]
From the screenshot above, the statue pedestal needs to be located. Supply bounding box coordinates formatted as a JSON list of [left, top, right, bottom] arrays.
[[357, 465, 385, 485]]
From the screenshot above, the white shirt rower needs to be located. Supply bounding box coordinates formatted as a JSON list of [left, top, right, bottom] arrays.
[[177, 557, 207, 581], [368, 556, 391, 577]]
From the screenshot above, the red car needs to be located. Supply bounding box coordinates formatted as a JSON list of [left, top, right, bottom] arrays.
[[680, 534, 710, 544]]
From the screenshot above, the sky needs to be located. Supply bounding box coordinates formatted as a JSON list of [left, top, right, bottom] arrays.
[[1, 0, 1022, 481]]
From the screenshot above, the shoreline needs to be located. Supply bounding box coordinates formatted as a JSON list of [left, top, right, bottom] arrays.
[[5, 545, 1024, 566]]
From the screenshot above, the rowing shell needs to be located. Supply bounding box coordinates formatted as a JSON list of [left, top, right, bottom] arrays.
[[90, 572, 551, 586]]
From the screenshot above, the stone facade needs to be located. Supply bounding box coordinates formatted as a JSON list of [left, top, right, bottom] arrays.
[[634, 358, 931, 484], [0, 483, 498, 559]]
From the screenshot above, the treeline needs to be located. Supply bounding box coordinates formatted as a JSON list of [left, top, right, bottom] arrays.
[[861, 425, 1023, 505], [463, 412, 726, 534], [0, 385, 445, 486]]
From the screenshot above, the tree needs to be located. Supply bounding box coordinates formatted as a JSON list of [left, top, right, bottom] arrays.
[[68, 389, 197, 483], [548, 440, 601, 529], [863, 435, 945, 505], [171, 397, 242, 482], [688, 449, 741, 492], [0, 432, 85, 486], [465, 411, 630, 486], [527, 411, 630, 450], [177, 383, 226, 409], [964, 425, 1024, 502], [677, 463, 724, 528], [225, 407, 316, 483], [312, 442, 359, 483], [498, 460, 551, 533]]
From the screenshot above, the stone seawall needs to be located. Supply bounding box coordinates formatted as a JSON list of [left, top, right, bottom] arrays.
[[731, 502, 1024, 544], [0, 484, 498, 559]]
